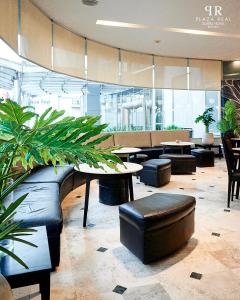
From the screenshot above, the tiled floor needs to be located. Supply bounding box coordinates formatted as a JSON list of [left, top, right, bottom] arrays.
[[13, 159, 240, 300]]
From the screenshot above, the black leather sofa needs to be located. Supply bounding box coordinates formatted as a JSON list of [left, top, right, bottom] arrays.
[[12, 165, 85, 268]]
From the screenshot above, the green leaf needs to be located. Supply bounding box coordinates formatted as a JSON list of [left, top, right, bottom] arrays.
[[0, 245, 29, 268], [5, 236, 37, 248]]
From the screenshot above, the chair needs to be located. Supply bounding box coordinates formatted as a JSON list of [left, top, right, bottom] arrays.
[[222, 134, 240, 207]]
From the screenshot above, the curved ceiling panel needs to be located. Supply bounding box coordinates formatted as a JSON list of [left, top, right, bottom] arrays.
[[32, 0, 240, 60]]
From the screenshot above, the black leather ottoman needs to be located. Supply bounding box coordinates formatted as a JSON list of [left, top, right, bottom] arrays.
[[191, 149, 215, 167], [119, 193, 196, 264], [159, 154, 196, 174], [99, 177, 129, 205], [129, 153, 149, 164], [139, 159, 171, 187]]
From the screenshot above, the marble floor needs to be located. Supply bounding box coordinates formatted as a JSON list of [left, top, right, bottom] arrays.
[[13, 159, 240, 300]]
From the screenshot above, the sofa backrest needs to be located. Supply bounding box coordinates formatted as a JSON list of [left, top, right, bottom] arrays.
[[113, 131, 152, 147], [151, 130, 190, 147], [91, 130, 190, 149], [94, 134, 115, 148]]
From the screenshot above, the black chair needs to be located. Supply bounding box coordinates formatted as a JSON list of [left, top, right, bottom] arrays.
[[222, 134, 240, 207]]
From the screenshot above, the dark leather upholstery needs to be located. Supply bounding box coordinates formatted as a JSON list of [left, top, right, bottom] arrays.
[[129, 153, 149, 164], [139, 147, 163, 159], [24, 165, 74, 184], [99, 177, 129, 205], [139, 159, 171, 187], [159, 154, 196, 174], [11, 165, 86, 268], [119, 193, 195, 264], [14, 183, 62, 233], [191, 149, 214, 167], [24, 165, 86, 201], [13, 183, 63, 268]]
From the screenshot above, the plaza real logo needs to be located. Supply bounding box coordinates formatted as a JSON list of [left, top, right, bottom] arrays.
[[195, 5, 231, 29]]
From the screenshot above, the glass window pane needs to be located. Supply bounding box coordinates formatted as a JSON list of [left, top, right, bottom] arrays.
[[189, 59, 222, 90], [87, 40, 119, 84], [0, 0, 18, 51], [155, 57, 188, 89], [120, 50, 153, 88], [53, 23, 85, 79], [20, 0, 52, 69]]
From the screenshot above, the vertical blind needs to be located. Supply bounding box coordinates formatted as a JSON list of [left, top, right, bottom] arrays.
[[154, 56, 188, 89], [20, 0, 52, 69], [53, 23, 85, 78], [0, 0, 18, 51], [189, 59, 222, 90], [87, 40, 119, 84], [120, 50, 153, 87]]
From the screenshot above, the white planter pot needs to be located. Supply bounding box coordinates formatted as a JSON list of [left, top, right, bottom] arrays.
[[202, 132, 214, 145]]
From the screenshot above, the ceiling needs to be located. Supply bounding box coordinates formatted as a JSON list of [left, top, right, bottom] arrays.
[[32, 0, 240, 61]]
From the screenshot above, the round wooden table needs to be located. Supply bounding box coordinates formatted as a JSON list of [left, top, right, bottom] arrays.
[[112, 147, 142, 161], [75, 162, 143, 227], [161, 141, 195, 154]]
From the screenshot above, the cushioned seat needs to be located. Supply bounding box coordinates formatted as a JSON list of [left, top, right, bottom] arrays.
[[24, 165, 85, 202], [139, 159, 171, 187], [119, 193, 196, 264], [191, 149, 215, 167], [24, 165, 74, 184], [129, 153, 149, 164], [159, 154, 196, 174], [13, 182, 63, 267]]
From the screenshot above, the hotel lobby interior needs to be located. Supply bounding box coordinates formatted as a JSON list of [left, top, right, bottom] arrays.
[[1, 1, 240, 299]]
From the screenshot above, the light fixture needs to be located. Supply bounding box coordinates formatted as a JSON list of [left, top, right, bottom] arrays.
[[233, 61, 240, 66], [82, 0, 98, 6], [96, 20, 240, 39], [96, 20, 146, 29]]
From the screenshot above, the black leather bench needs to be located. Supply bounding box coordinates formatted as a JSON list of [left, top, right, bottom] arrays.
[[12, 165, 85, 268], [159, 154, 196, 174], [139, 159, 171, 187], [119, 193, 196, 264]]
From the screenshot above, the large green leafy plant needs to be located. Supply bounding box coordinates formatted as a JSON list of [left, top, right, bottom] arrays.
[[195, 107, 215, 133], [0, 99, 122, 267], [0, 99, 122, 189], [218, 100, 239, 134], [0, 172, 37, 268]]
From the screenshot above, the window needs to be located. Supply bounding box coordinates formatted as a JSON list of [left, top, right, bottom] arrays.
[[0, 38, 221, 138]]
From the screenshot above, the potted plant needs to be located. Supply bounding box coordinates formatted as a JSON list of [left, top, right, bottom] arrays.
[[218, 100, 239, 135], [164, 124, 183, 130], [0, 99, 121, 270], [195, 107, 215, 144]]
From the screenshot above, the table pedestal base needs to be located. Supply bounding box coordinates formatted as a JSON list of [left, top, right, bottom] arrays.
[[99, 177, 129, 206]]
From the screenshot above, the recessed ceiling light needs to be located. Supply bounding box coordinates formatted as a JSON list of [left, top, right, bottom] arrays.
[[96, 20, 146, 28], [96, 20, 240, 39], [82, 0, 98, 6], [155, 40, 161, 44]]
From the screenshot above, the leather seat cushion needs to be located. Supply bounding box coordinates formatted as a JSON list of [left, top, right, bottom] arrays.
[[119, 193, 195, 231], [142, 159, 171, 170], [159, 154, 195, 160], [24, 165, 75, 184], [13, 182, 63, 235], [191, 149, 214, 155]]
